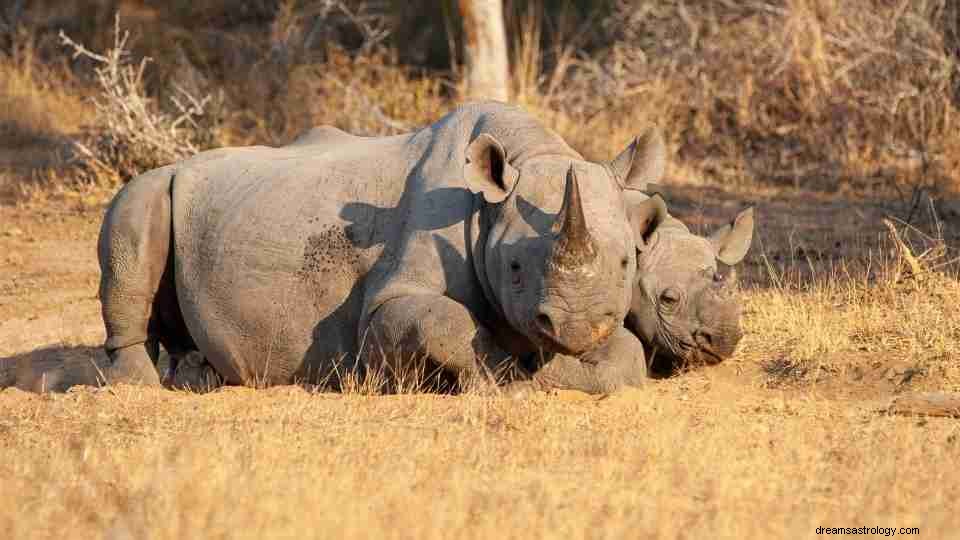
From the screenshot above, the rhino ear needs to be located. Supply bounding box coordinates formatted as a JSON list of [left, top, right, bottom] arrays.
[[628, 193, 668, 248], [464, 134, 520, 203], [609, 127, 666, 190], [709, 207, 755, 265]]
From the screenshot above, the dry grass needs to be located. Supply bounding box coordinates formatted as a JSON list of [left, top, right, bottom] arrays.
[[0, 34, 90, 148], [744, 257, 960, 394], [0, 31, 94, 200], [0, 380, 956, 539]]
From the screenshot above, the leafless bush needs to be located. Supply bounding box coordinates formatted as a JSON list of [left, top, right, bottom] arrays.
[[59, 14, 217, 184], [513, 0, 960, 193]]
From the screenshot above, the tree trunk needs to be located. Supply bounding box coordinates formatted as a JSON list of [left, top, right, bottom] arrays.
[[458, 0, 509, 102]]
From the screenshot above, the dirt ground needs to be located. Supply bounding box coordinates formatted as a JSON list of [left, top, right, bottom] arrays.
[[2, 184, 960, 538]]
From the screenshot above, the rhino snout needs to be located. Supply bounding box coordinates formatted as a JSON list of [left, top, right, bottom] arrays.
[[533, 307, 618, 355], [691, 322, 743, 364]]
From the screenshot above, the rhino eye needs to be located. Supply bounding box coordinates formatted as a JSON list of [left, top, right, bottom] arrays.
[[620, 256, 629, 270], [510, 260, 522, 272], [660, 288, 681, 306]]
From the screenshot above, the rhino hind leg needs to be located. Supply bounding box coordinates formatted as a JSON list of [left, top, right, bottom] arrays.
[[98, 167, 195, 386]]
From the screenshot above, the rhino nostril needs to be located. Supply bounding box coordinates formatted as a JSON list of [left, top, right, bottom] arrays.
[[535, 312, 555, 336]]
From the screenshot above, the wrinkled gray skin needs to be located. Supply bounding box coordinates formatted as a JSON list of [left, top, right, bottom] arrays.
[[623, 191, 755, 376], [98, 102, 669, 392]]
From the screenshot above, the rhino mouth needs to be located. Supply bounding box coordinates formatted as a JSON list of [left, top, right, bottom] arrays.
[[640, 334, 734, 378], [532, 332, 583, 356], [689, 346, 725, 366]]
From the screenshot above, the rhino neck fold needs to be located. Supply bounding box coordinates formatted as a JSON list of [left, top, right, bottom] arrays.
[[469, 195, 506, 323]]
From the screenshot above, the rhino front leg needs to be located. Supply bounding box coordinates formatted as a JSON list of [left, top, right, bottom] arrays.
[[506, 326, 648, 396], [362, 295, 512, 389]]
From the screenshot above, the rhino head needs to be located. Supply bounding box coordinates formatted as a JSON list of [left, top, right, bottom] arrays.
[[624, 195, 755, 374], [464, 131, 668, 356]]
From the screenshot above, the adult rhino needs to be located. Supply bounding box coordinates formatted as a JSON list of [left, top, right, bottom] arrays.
[[98, 102, 668, 390]]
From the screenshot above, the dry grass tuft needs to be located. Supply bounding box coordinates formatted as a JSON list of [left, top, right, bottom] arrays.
[[743, 226, 960, 395]]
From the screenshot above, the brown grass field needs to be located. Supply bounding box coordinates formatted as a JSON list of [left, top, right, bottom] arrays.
[[2, 1, 960, 538]]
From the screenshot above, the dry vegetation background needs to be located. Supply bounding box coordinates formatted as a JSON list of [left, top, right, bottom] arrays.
[[2, 0, 960, 538]]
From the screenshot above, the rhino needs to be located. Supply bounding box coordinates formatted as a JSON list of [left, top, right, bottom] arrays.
[[624, 190, 754, 376], [97, 101, 670, 391]]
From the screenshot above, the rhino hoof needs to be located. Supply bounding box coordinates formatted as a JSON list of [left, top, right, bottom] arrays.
[[104, 347, 162, 386], [168, 351, 222, 392]]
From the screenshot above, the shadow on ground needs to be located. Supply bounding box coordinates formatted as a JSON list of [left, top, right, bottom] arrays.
[[0, 345, 107, 392]]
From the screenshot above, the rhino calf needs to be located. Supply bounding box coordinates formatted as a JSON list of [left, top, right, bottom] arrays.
[[625, 191, 754, 376], [97, 102, 669, 390]]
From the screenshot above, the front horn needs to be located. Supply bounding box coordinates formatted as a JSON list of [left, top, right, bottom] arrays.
[[551, 165, 598, 269]]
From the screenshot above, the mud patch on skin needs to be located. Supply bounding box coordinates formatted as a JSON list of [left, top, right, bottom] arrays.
[[299, 225, 361, 278], [297, 225, 363, 306]]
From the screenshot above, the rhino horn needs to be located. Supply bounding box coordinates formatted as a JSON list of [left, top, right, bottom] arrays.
[[551, 165, 598, 268]]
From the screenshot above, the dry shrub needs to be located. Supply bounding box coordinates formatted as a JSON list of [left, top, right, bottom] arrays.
[[514, 0, 960, 193], [601, 0, 960, 192], [211, 1, 428, 146], [282, 48, 447, 138], [8, 0, 960, 198], [59, 15, 218, 185]]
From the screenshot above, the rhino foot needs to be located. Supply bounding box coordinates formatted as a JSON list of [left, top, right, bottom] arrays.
[[166, 351, 222, 392], [104, 345, 162, 386]]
